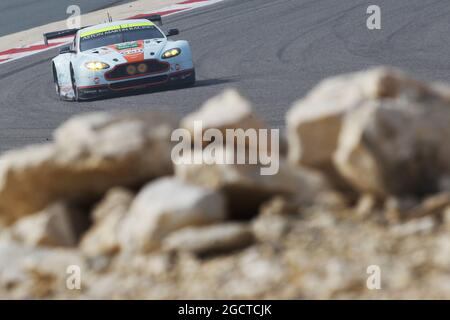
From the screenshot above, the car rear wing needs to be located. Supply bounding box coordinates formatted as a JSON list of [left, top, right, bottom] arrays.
[[43, 28, 79, 45], [138, 14, 163, 26]]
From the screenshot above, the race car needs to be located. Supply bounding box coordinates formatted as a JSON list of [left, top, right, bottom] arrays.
[[46, 15, 195, 101]]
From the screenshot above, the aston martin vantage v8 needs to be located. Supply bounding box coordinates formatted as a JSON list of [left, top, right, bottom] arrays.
[[46, 15, 195, 101]]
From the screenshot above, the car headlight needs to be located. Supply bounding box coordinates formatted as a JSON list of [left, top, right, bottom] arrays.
[[162, 48, 181, 59], [85, 61, 110, 71]]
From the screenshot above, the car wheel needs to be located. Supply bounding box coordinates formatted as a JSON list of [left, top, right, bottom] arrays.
[[52, 65, 62, 100], [70, 66, 80, 101], [185, 70, 196, 86]]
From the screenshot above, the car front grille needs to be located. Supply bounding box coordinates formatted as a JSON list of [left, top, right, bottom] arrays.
[[105, 59, 170, 80], [109, 75, 169, 90]]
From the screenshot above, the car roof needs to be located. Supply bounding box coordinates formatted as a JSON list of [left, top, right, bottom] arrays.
[[78, 19, 156, 38]]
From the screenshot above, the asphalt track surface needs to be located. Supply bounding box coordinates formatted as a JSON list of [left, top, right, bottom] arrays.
[[0, 0, 134, 36], [1, 0, 450, 153]]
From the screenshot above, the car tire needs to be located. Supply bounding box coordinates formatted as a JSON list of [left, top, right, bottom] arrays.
[[70, 65, 80, 101], [52, 65, 63, 100], [185, 70, 196, 86]]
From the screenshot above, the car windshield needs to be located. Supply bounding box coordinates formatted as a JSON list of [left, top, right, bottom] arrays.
[[79, 24, 164, 51]]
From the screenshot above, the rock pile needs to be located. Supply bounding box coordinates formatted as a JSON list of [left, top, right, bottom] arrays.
[[0, 112, 177, 223], [1, 67, 450, 299], [287, 67, 450, 197]]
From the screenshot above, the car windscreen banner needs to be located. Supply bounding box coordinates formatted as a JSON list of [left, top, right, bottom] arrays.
[[80, 22, 155, 40]]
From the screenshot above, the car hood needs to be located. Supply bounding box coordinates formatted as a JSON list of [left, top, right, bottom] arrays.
[[78, 38, 168, 65]]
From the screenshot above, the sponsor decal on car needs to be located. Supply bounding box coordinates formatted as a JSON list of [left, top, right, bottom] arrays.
[[80, 22, 155, 39], [107, 40, 145, 62], [116, 42, 139, 50], [123, 48, 144, 55]]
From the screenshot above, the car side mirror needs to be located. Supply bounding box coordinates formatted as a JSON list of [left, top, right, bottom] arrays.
[[166, 29, 179, 37], [59, 45, 75, 54]]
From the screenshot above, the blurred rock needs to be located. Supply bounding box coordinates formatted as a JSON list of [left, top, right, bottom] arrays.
[[430, 82, 450, 101], [181, 89, 267, 146], [287, 67, 433, 164], [163, 223, 254, 256], [443, 206, 450, 226], [175, 148, 329, 219], [10, 202, 88, 248], [118, 177, 227, 253], [408, 192, 450, 218], [390, 217, 436, 237], [2, 67, 450, 299], [383, 197, 416, 224], [313, 191, 349, 211], [252, 213, 290, 243], [354, 194, 377, 218], [334, 97, 450, 197], [384, 196, 418, 214], [0, 242, 84, 299], [0, 144, 56, 223], [286, 67, 438, 189], [0, 111, 177, 223], [80, 188, 133, 257], [258, 196, 299, 216], [178, 89, 275, 172], [91, 187, 134, 222]]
